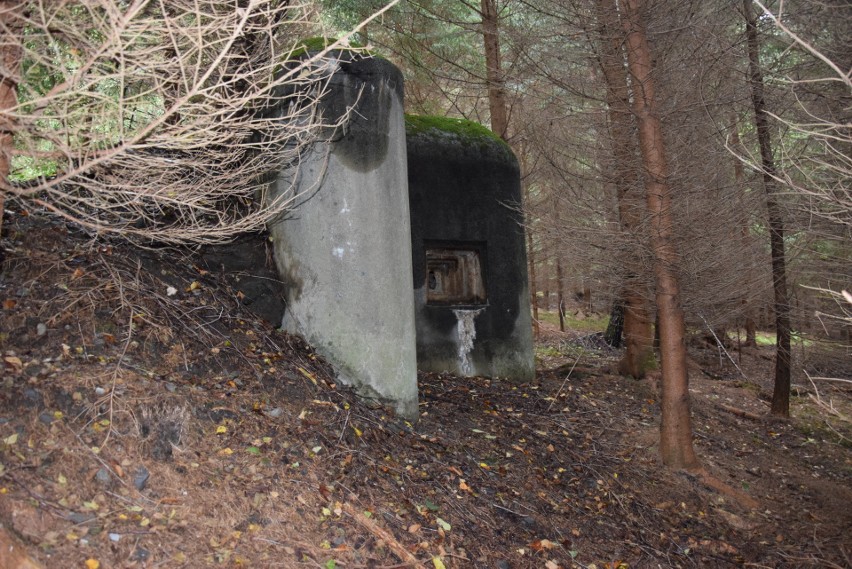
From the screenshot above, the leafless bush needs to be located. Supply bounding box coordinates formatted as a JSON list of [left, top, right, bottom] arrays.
[[1, 0, 396, 244]]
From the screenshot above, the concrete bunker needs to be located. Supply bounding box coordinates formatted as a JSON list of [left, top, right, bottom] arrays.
[[265, 52, 534, 420], [406, 116, 535, 381], [267, 52, 419, 420]]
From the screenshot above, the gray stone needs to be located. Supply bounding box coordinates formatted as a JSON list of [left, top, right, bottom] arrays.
[[68, 512, 95, 524], [269, 55, 418, 421], [95, 467, 112, 486], [133, 466, 150, 491], [131, 547, 150, 561], [24, 365, 43, 378], [36, 323, 47, 336], [22, 388, 43, 408]]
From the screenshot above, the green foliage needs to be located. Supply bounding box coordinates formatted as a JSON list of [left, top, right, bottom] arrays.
[[740, 330, 813, 347], [12, 6, 167, 183], [537, 309, 609, 333], [534, 345, 562, 358], [316, 0, 390, 40], [4, 0, 340, 244]]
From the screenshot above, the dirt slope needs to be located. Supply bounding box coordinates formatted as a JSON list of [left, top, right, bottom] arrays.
[[1, 213, 850, 568]]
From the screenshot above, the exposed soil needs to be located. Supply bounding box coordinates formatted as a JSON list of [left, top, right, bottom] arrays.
[[1, 212, 850, 569]]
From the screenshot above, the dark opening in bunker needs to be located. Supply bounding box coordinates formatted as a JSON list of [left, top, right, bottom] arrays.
[[425, 242, 487, 306]]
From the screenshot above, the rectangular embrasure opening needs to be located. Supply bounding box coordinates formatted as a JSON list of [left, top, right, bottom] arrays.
[[425, 242, 487, 306]]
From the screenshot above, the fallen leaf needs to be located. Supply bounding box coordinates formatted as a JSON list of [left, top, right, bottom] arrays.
[[71, 268, 85, 280], [85, 559, 100, 569], [435, 518, 451, 531], [298, 367, 318, 386], [530, 539, 556, 551], [408, 524, 421, 533], [545, 561, 559, 569], [432, 558, 446, 569], [2, 299, 16, 310], [3, 356, 22, 372]]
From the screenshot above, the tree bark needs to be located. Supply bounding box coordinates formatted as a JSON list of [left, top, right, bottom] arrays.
[[597, 0, 655, 377], [729, 119, 759, 348], [556, 257, 566, 332], [745, 316, 757, 347], [480, 0, 509, 140], [0, 1, 24, 239], [604, 300, 624, 348], [621, 0, 699, 469], [527, 225, 539, 338], [743, 0, 792, 417], [619, 282, 656, 377]]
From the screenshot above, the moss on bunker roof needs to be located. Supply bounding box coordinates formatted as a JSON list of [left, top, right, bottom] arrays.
[[289, 36, 373, 59], [404, 114, 508, 149]]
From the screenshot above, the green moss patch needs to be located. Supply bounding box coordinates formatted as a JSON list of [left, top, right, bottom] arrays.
[[404, 114, 508, 149], [289, 36, 370, 59]]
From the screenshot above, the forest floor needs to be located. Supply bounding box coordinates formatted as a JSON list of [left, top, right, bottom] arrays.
[[1, 213, 851, 569]]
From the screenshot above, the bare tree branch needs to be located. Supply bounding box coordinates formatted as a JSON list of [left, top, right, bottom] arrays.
[[1, 0, 399, 245]]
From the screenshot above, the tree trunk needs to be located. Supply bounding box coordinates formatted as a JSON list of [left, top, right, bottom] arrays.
[[622, 0, 699, 470], [597, 0, 655, 377], [556, 257, 566, 332], [604, 300, 624, 348], [0, 2, 23, 240], [743, 0, 792, 417], [729, 119, 759, 349], [480, 0, 509, 140], [745, 316, 757, 347], [619, 282, 656, 377], [527, 226, 539, 338]]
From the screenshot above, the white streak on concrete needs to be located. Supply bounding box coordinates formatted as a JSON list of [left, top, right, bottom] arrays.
[[453, 308, 484, 375]]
